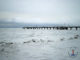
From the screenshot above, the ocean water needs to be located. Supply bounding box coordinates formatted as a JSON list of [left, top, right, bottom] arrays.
[[0, 28, 80, 60]]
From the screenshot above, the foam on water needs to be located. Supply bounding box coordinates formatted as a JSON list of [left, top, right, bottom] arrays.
[[0, 28, 80, 60]]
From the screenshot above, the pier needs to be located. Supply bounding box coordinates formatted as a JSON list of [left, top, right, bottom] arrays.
[[23, 26, 80, 30]]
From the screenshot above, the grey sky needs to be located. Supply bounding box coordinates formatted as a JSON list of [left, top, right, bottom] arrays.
[[0, 0, 80, 25]]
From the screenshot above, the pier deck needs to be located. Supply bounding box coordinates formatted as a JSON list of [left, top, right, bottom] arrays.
[[23, 26, 80, 30]]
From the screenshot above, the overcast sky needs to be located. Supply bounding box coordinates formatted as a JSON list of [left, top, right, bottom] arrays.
[[0, 0, 80, 25]]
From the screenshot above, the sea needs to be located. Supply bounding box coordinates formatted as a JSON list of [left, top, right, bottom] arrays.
[[0, 28, 80, 60]]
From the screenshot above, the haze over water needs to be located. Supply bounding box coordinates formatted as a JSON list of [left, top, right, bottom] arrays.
[[0, 0, 80, 60]]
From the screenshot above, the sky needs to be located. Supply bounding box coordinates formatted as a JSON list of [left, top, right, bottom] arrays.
[[0, 0, 80, 26]]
